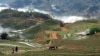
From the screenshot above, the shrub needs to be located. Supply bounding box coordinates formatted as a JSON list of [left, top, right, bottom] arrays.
[[89, 27, 100, 35], [1, 33, 8, 40]]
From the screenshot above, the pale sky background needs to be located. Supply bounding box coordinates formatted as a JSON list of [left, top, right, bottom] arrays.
[[0, 0, 14, 4]]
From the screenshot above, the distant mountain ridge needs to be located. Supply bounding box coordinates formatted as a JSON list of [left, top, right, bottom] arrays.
[[0, 9, 52, 29], [8, 0, 100, 17], [0, 0, 100, 23]]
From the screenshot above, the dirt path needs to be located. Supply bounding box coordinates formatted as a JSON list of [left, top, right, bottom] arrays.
[[0, 43, 20, 47], [25, 23, 41, 31], [18, 42, 42, 47]]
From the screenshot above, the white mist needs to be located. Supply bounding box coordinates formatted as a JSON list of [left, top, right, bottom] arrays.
[[53, 16, 87, 23]]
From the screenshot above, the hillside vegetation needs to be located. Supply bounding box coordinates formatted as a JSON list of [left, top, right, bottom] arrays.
[[0, 9, 100, 56], [30, 19, 100, 45], [0, 9, 52, 29]]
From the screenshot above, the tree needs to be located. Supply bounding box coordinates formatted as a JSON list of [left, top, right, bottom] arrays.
[[60, 22, 64, 27], [1, 33, 8, 39]]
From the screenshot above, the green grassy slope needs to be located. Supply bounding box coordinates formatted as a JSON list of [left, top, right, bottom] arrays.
[[24, 19, 61, 39], [0, 9, 52, 29], [28, 19, 100, 45]]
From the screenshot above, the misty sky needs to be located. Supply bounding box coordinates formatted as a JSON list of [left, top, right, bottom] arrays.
[[0, 0, 14, 4]]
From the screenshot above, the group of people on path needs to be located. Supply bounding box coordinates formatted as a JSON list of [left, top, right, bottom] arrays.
[[12, 46, 18, 54]]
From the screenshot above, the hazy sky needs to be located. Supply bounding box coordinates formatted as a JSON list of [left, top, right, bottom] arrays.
[[0, 0, 14, 4]]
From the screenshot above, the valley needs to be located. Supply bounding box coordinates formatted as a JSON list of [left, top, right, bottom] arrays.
[[0, 9, 99, 56]]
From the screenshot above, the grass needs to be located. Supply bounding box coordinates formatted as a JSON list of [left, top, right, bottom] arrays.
[[0, 19, 100, 56], [1, 37, 100, 56], [5, 49, 100, 56]]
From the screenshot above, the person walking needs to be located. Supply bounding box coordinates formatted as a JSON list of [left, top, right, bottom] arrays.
[[15, 46, 18, 52], [11, 48, 15, 54]]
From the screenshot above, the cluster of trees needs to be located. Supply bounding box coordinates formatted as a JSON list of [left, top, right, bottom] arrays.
[[89, 27, 100, 35]]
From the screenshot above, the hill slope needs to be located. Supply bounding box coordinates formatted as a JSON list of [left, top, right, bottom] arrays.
[[0, 9, 52, 29]]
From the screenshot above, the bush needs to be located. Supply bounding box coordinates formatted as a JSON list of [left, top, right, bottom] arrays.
[[90, 27, 100, 35], [45, 40, 51, 44], [1, 33, 8, 40]]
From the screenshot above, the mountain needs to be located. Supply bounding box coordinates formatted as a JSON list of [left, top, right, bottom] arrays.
[[0, 4, 10, 11], [8, 0, 100, 18], [0, 9, 52, 29]]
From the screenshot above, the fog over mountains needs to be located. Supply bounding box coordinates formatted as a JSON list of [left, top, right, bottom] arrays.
[[0, 0, 100, 23], [9, 0, 100, 16]]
